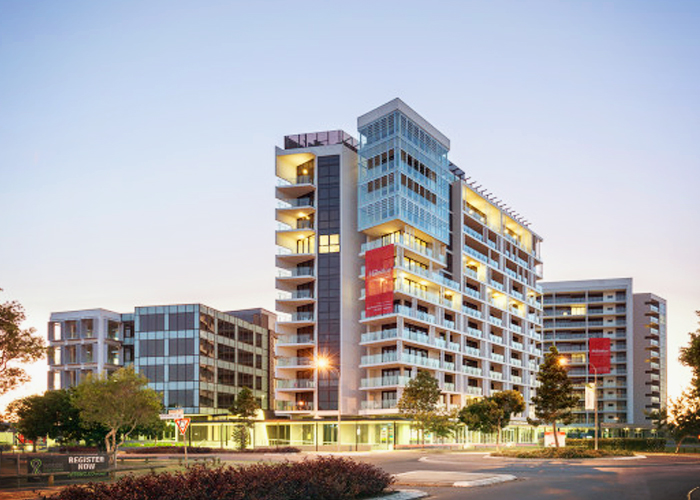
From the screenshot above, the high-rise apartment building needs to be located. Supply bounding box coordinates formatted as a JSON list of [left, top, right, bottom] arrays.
[[541, 279, 667, 428], [275, 99, 544, 421], [48, 304, 274, 415]]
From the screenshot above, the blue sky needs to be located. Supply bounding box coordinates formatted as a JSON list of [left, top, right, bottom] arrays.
[[1, 0, 698, 409]]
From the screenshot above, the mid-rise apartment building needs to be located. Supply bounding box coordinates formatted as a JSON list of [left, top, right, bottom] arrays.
[[541, 278, 667, 428], [275, 99, 544, 421], [48, 305, 274, 415]]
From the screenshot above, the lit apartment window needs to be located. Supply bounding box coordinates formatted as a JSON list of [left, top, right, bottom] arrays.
[[319, 234, 339, 253], [571, 305, 586, 315]]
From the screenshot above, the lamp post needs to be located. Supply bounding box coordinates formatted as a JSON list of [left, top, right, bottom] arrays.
[[315, 355, 341, 452]]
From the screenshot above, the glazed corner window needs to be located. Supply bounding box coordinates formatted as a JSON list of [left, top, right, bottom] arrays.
[[572, 353, 586, 364], [319, 234, 340, 253]]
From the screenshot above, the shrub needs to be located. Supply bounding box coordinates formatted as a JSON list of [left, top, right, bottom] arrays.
[[42, 456, 393, 500], [492, 447, 634, 459], [122, 445, 300, 454], [565, 438, 666, 452]]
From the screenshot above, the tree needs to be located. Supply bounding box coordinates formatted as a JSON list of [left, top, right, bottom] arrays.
[[8, 389, 83, 443], [529, 346, 578, 448], [460, 390, 525, 449], [6, 389, 110, 447], [397, 371, 442, 445], [73, 366, 162, 462], [425, 408, 459, 441], [679, 311, 700, 397], [0, 291, 45, 395], [656, 392, 700, 453], [228, 387, 259, 450]]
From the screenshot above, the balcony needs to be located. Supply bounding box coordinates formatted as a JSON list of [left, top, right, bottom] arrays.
[[276, 400, 314, 412], [489, 316, 504, 327], [489, 334, 504, 345], [361, 233, 446, 264], [464, 327, 482, 339], [361, 375, 411, 388], [442, 382, 456, 392], [465, 386, 483, 396], [277, 334, 314, 346], [361, 399, 397, 410], [276, 197, 315, 210], [463, 307, 483, 320], [510, 358, 523, 367], [277, 357, 314, 367], [276, 175, 313, 187], [360, 352, 398, 366], [490, 371, 504, 380], [277, 379, 315, 390], [490, 352, 505, 363], [462, 365, 483, 376], [464, 346, 481, 357], [511, 375, 523, 384], [511, 324, 523, 334], [511, 341, 524, 351], [463, 225, 485, 242], [277, 312, 315, 325]]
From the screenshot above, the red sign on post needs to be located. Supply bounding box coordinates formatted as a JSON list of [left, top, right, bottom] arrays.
[[365, 245, 395, 317], [175, 418, 190, 435], [589, 338, 611, 374]]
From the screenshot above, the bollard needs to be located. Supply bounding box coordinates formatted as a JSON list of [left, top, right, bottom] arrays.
[[48, 474, 54, 486]]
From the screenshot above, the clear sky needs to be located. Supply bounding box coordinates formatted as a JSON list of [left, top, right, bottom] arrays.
[[1, 0, 698, 412]]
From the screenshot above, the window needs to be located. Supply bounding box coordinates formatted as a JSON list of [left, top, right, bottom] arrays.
[[218, 344, 236, 363], [140, 365, 164, 383], [319, 234, 340, 253], [571, 306, 586, 316], [169, 364, 194, 382], [140, 339, 164, 357], [139, 313, 165, 332], [169, 338, 194, 357]]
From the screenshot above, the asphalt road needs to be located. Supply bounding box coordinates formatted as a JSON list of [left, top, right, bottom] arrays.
[[347, 451, 700, 500]]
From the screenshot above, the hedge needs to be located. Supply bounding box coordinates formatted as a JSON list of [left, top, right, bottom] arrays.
[[42, 457, 394, 500], [122, 446, 300, 454], [565, 438, 666, 452]]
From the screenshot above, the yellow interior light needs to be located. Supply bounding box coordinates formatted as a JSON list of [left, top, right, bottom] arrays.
[[302, 169, 308, 175]]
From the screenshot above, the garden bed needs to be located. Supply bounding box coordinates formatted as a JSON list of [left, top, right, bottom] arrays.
[[40, 457, 393, 500], [491, 447, 635, 459]]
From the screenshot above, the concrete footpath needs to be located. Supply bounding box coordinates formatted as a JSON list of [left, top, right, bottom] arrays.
[[394, 469, 517, 488]]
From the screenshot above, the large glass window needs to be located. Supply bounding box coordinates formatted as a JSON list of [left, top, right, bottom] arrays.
[[169, 364, 194, 382]]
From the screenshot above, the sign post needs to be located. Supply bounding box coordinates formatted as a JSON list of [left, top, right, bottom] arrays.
[[588, 338, 611, 451], [175, 418, 190, 467]]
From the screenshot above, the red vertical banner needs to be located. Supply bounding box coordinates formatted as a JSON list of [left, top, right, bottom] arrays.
[[589, 338, 611, 374], [365, 244, 395, 317]]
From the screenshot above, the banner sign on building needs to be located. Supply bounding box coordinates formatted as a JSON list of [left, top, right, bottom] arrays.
[[589, 338, 611, 374], [584, 382, 596, 410], [365, 245, 395, 317]]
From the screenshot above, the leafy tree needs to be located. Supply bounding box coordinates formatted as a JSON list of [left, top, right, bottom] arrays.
[[397, 371, 442, 445], [6, 388, 110, 447], [679, 311, 700, 397], [460, 390, 525, 449], [656, 392, 700, 453], [529, 346, 578, 448], [228, 387, 259, 449], [73, 366, 162, 462], [0, 291, 45, 395], [8, 389, 82, 443], [425, 408, 459, 441]]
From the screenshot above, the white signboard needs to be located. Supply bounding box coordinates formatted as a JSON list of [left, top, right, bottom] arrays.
[[585, 383, 596, 410], [159, 409, 185, 420], [544, 431, 567, 447]]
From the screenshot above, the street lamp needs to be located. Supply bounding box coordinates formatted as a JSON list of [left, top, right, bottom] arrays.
[[315, 354, 341, 452]]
